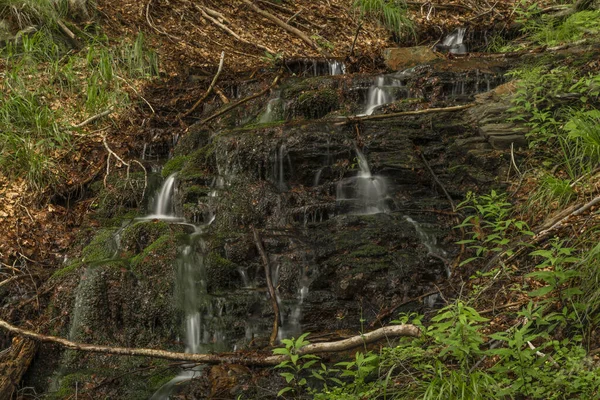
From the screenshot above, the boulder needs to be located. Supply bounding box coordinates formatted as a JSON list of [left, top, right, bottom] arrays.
[[383, 46, 440, 71]]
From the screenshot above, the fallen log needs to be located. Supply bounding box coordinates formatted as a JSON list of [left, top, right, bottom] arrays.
[[0, 337, 37, 399], [0, 318, 419, 366]]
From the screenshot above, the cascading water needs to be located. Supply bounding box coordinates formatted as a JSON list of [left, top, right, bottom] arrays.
[[272, 144, 291, 191], [145, 173, 179, 220], [259, 91, 282, 123], [404, 216, 450, 278], [336, 148, 389, 215], [328, 60, 346, 75], [441, 27, 467, 54], [362, 74, 407, 116], [149, 174, 225, 399]]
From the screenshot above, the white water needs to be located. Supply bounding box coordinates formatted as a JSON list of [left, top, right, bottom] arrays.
[[362, 75, 407, 116], [149, 174, 224, 399], [336, 148, 389, 215], [272, 144, 291, 191], [442, 27, 467, 54], [259, 91, 282, 123], [329, 60, 346, 75], [143, 173, 180, 221], [404, 216, 450, 277]]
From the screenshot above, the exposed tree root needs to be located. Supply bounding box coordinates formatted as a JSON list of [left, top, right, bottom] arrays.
[[0, 319, 420, 366]]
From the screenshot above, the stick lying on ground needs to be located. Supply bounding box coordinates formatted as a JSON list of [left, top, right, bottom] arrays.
[[0, 319, 419, 366]]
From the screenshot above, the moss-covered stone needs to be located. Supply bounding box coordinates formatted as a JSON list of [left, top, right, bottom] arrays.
[[178, 144, 215, 181], [349, 244, 388, 258], [89, 171, 146, 221], [206, 252, 242, 293], [81, 228, 118, 262], [295, 89, 339, 119], [120, 220, 172, 254], [162, 155, 189, 177]]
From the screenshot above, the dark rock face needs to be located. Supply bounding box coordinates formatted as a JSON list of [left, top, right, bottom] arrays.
[[38, 62, 517, 398]]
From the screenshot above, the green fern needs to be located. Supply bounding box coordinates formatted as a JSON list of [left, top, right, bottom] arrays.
[[353, 0, 414, 37]]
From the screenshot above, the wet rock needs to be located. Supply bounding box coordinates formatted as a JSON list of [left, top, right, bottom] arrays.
[[383, 46, 441, 70]]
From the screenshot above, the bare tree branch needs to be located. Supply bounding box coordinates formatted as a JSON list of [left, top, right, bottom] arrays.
[[0, 318, 420, 366]]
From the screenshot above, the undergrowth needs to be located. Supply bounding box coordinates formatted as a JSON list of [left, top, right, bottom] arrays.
[[0, 25, 158, 190]]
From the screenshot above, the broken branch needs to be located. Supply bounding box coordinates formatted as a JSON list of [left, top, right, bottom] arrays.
[[252, 228, 280, 346], [241, 0, 318, 50], [196, 5, 276, 55], [200, 75, 280, 125], [0, 318, 420, 366], [181, 51, 225, 118], [336, 104, 475, 124]]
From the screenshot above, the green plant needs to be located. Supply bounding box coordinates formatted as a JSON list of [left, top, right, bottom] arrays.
[[273, 333, 320, 397], [456, 190, 533, 266], [353, 0, 414, 38]]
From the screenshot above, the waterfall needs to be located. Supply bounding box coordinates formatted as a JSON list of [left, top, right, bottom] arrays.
[[328, 60, 346, 75], [259, 91, 282, 123], [272, 144, 291, 191], [336, 148, 389, 215], [441, 27, 467, 54], [404, 216, 450, 277], [148, 173, 177, 219], [362, 75, 407, 116]]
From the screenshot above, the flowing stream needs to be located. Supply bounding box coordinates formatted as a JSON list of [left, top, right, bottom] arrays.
[[149, 174, 224, 399]]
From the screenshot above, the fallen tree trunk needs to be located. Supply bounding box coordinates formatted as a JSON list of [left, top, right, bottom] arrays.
[[0, 336, 37, 399], [0, 319, 419, 366]]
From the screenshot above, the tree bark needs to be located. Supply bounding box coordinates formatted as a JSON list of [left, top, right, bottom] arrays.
[[0, 319, 419, 366], [0, 337, 37, 399]]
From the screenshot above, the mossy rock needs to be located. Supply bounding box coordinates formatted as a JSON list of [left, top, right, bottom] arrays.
[[174, 125, 211, 157], [349, 244, 388, 258], [178, 145, 216, 182], [206, 252, 242, 293], [162, 155, 189, 177], [294, 89, 339, 119], [89, 171, 146, 221], [81, 228, 118, 263], [120, 220, 172, 254]]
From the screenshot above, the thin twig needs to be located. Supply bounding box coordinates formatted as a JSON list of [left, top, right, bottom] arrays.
[[252, 227, 280, 346], [115, 75, 155, 114], [199, 75, 280, 125], [417, 151, 456, 212], [72, 108, 113, 129]]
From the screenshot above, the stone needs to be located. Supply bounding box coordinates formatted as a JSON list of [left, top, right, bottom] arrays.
[[383, 46, 441, 71]]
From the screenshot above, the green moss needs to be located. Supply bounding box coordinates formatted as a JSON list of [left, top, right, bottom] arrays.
[[182, 185, 211, 203], [179, 144, 215, 181], [296, 89, 339, 119], [206, 252, 241, 292], [130, 234, 172, 269], [161, 155, 189, 177], [81, 228, 117, 262], [51, 260, 83, 280], [350, 244, 388, 258], [121, 220, 171, 254]]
